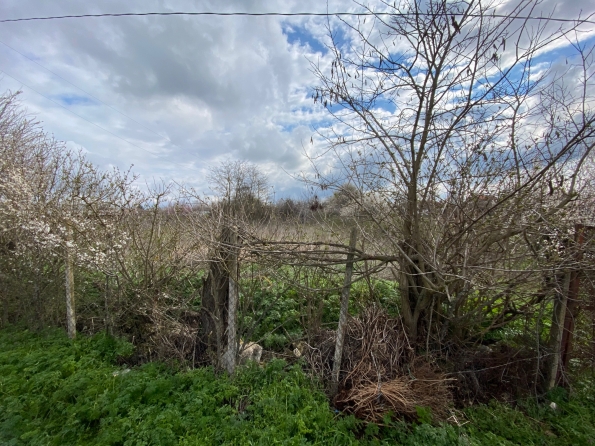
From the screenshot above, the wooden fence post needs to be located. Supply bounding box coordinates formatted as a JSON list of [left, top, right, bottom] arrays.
[[65, 226, 76, 339], [331, 227, 357, 398], [223, 228, 239, 374]]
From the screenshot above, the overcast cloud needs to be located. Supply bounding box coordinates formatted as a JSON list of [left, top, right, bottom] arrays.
[[1, 0, 593, 198]]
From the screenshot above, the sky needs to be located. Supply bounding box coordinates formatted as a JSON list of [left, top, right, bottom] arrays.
[[1, 0, 594, 199]]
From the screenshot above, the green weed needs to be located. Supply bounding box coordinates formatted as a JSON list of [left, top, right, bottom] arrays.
[[2, 327, 594, 445]]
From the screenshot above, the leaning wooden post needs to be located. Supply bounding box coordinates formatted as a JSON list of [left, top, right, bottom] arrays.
[[64, 226, 77, 339], [223, 227, 239, 374], [331, 227, 357, 398]]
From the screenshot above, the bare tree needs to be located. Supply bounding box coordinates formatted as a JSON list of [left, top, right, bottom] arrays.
[[309, 0, 595, 349], [207, 160, 271, 221]]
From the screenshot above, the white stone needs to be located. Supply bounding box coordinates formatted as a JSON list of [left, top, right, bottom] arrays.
[[239, 341, 263, 364], [549, 402, 557, 410]]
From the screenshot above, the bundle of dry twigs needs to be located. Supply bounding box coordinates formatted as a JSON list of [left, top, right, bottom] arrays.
[[337, 359, 453, 422], [302, 306, 452, 422]]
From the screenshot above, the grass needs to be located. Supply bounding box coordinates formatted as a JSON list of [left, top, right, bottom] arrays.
[[0, 327, 358, 445], [1, 327, 594, 445]]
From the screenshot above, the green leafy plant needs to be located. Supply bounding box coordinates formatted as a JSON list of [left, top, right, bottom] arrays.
[[2, 327, 594, 445]]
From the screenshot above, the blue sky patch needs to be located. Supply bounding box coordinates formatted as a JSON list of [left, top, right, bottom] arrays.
[[283, 23, 327, 55], [57, 94, 95, 106]]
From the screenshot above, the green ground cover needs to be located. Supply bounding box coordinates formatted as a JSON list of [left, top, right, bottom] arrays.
[[1, 328, 594, 445]]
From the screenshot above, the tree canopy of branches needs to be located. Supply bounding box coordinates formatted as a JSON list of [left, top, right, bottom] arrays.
[[310, 0, 595, 349], [207, 160, 271, 221]]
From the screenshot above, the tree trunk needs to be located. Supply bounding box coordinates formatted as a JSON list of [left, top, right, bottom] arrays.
[[547, 271, 571, 390], [198, 225, 234, 364], [199, 260, 228, 361], [560, 225, 586, 384], [331, 227, 357, 398]]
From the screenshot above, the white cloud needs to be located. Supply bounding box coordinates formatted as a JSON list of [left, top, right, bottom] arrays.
[[0, 0, 592, 197]]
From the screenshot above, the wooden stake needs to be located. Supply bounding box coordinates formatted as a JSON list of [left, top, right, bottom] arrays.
[[65, 227, 76, 339], [331, 227, 357, 398]]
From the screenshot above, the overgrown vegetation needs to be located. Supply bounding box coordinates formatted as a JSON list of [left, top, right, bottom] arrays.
[[2, 0, 595, 442], [1, 328, 594, 445], [0, 328, 355, 445]]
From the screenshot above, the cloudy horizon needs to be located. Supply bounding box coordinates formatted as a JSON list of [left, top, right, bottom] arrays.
[[1, 0, 593, 199]]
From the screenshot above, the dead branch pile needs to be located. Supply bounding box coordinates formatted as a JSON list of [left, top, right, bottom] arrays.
[[303, 306, 452, 422], [450, 344, 541, 405], [125, 297, 200, 365], [337, 360, 453, 422]]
